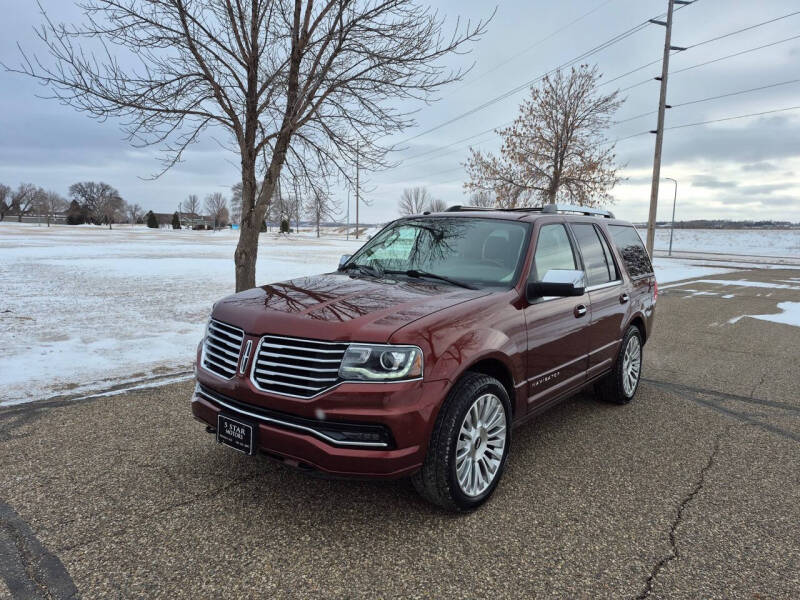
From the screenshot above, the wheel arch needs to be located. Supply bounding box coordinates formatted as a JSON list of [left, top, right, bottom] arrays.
[[462, 356, 518, 417], [628, 314, 647, 343]]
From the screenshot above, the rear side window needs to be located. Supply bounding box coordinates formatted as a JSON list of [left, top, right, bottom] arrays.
[[608, 225, 654, 278], [530, 224, 577, 282], [570, 223, 619, 286]]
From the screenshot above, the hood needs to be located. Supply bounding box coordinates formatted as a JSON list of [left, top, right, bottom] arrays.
[[211, 272, 491, 343]]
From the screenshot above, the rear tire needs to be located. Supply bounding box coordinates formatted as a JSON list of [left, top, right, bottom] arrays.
[[412, 372, 511, 511], [595, 325, 643, 405]]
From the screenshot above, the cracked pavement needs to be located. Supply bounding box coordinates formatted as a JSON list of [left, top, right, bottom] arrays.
[[1, 267, 798, 598]]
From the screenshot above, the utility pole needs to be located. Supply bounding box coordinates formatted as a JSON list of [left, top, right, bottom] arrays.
[[645, 0, 689, 257], [346, 188, 350, 241], [355, 143, 360, 239]]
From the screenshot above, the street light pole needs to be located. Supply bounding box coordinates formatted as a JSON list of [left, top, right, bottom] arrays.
[[664, 177, 678, 256]]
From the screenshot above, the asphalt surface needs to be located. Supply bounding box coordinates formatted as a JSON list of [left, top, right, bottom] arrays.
[[1, 267, 798, 599]]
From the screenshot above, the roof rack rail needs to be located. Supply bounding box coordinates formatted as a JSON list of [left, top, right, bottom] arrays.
[[444, 203, 615, 218], [444, 205, 494, 212], [541, 204, 615, 219]]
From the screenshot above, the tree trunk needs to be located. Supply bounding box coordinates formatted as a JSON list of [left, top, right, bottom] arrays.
[[234, 158, 262, 292]]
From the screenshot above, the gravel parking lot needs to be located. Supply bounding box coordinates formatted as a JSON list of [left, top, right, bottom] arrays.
[[1, 266, 798, 599]]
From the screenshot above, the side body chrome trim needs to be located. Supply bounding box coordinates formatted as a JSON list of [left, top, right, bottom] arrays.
[[585, 280, 622, 292]]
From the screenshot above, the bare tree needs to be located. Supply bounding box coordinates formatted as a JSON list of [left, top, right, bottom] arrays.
[[0, 184, 11, 221], [182, 194, 200, 218], [427, 197, 447, 212], [205, 192, 228, 230], [41, 191, 67, 227], [97, 194, 127, 229], [305, 189, 340, 238], [10, 2, 489, 291], [128, 203, 143, 224], [399, 186, 432, 216], [10, 183, 40, 222], [469, 190, 495, 208], [68, 182, 125, 226], [465, 65, 623, 207]]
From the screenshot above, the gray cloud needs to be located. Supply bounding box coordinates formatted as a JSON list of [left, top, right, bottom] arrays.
[[741, 161, 780, 173], [691, 175, 738, 189]]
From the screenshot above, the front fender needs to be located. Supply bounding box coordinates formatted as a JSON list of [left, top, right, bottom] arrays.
[[426, 327, 522, 383]]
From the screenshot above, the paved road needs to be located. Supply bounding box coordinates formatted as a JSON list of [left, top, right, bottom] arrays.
[[1, 267, 798, 599]]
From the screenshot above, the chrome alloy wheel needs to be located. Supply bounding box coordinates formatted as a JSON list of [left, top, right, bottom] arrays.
[[455, 393, 507, 497], [622, 335, 642, 397]]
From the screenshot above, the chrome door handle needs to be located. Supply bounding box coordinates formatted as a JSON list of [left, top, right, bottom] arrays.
[[574, 304, 587, 318], [620, 293, 630, 304]]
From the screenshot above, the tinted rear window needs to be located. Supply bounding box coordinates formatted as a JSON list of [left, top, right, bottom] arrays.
[[571, 223, 618, 286], [608, 225, 654, 278]]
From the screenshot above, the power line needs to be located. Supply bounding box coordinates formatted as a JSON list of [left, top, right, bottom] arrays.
[[395, 6, 693, 145], [619, 33, 800, 93], [395, 121, 512, 164], [614, 78, 800, 123], [446, 0, 620, 96], [395, 105, 800, 187], [686, 9, 800, 50], [664, 104, 800, 130]]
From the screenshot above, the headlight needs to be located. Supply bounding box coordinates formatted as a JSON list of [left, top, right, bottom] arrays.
[[339, 344, 423, 381]]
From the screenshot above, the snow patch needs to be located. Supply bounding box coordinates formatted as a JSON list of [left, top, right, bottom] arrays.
[[728, 302, 800, 328]]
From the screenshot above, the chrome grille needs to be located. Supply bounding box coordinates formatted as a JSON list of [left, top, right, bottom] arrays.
[[251, 335, 348, 398], [202, 319, 244, 379]]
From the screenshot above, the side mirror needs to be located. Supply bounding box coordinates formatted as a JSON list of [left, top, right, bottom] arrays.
[[338, 254, 352, 270], [527, 269, 586, 300]]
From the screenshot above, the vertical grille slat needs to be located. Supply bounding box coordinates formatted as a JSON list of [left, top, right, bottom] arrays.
[[252, 335, 348, 398], [202, 319, 244, 379]]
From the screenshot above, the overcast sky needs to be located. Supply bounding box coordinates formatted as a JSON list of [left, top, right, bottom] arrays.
[[1, 0, 799, 224]]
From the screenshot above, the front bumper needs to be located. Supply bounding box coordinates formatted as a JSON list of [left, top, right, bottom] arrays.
[[191, 376, 450, 479]]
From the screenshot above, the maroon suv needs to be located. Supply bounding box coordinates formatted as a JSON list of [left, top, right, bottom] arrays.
[[191, 205, 656, 510]]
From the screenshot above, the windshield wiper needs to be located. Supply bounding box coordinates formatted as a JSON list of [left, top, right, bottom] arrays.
[[342, 262, 384, 278], [385, 269, 476, 290]]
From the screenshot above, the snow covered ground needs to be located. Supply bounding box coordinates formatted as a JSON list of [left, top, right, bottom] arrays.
[[0, 222, 795, 405], [653, 228, 799, 257], [0, 223, 366, 405]]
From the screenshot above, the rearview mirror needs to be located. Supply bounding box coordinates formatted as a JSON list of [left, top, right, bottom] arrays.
[[338, 254, 352, 270], [527, 269, 586, 300]]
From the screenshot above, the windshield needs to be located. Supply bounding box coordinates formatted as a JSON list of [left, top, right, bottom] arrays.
[[346, 217, 530, 289]]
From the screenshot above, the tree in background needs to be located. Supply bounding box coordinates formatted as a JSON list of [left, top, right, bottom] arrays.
[[305, 190, 340, 238], [205, 193, 228, 230], [428, 197, 448, 212], [469, 190, 496, 208], [68, 182, 125, 226], [399, 187, 432, 216], [65, 199, 85, 225], [171, 212, 181, 229], [96, 193, 126, 229], [465, 65, 622, 208], [145, 211, 158, 229], [10, 184, 40, 222], [13, 2, 489, 292], [0, 184, 10, 221], [128, 203, 143, 225], [41, 191, 67, 227], [182, 194, 200, 218]]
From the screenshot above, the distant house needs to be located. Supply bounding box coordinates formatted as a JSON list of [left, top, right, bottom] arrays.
[[178, 212, 215, 229]]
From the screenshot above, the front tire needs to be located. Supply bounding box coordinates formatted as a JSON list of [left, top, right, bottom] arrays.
[[412, 372, 511, 511], [595, 325, 643, 404]]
